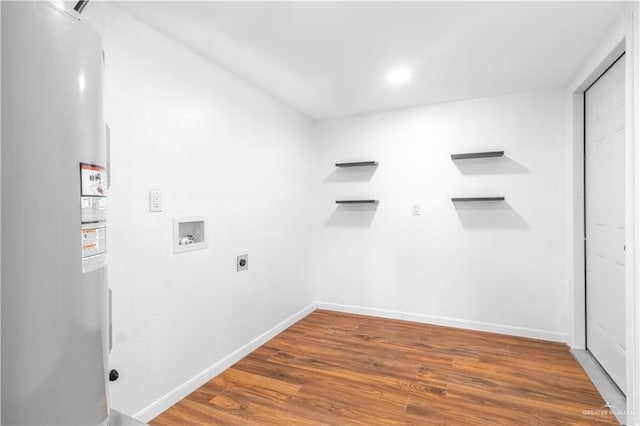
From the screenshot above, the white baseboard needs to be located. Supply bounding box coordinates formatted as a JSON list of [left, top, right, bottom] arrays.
[[317, 302, 567, 343], [132, 302, 317, 423]]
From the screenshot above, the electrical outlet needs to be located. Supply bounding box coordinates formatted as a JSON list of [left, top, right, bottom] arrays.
[[237, 254, 248, 272], [149, 190, 162, 212]]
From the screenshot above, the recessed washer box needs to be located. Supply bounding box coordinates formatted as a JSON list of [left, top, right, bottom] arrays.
[[173, 216, 207, 254]]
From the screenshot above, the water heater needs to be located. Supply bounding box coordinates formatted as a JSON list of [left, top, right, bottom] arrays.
[[2, 2, 110, 424]]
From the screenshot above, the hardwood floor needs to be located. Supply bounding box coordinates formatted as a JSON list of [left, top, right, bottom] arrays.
[[151, 310, 618, 425]]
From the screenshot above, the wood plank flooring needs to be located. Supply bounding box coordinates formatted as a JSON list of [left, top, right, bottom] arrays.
[[151, 310, 618, 425]]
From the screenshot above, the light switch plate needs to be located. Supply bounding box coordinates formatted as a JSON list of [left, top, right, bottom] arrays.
[[149, 190, 162, 212], [412, 204, 421, 216]]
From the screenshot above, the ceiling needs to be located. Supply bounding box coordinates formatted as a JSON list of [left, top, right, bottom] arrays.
[[114, 1, 630, 119]]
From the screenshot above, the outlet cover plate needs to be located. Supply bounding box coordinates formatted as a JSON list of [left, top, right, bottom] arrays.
[[237, 254, 248, 271], [149, 190, 162, 212]]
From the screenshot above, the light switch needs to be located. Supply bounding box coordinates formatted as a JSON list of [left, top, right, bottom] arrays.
[[412, 204, 421, 216], [149, 190, 162, 212]]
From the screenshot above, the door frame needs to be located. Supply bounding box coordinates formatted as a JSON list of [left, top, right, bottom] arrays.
[[583, 52, 627, 392], [568, 7, 639, 424]]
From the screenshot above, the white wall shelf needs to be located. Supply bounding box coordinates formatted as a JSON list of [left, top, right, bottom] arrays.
[[450, 151, 504, 160], [451, 196, 505, 202], [336, 200, 379, 204], [335, 161, 378, 167]]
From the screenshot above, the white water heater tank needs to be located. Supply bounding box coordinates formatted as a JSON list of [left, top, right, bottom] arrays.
[[2, 2, 110, 424]]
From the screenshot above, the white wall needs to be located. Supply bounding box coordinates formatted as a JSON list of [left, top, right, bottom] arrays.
[[84, 3, 316, 417], [313, 89, 569, 341]]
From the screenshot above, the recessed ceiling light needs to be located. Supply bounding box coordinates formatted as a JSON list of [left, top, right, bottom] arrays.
[[386, 66, 412, 86]]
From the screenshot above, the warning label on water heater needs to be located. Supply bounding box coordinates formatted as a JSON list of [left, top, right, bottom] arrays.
[[80, 163, 108, 273], [82, 224, 106, 257], [81, 222, 107, 273]]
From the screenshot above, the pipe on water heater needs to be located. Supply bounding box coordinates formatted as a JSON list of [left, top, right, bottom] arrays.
[[74, 0, 89, 14]]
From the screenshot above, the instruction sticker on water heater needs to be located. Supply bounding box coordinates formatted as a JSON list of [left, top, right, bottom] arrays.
[[80, 163, 107, 197], [81, 197, 107, 223]]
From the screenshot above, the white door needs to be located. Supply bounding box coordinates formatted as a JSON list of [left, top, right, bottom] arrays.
[[585, 54, 626, 393]]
